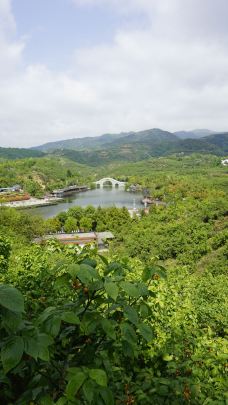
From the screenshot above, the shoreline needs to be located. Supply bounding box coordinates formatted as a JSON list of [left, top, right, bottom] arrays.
[[0, 197, 63, 209]]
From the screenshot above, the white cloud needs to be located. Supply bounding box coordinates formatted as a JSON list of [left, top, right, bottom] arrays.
[[0, 0, 228, 147]]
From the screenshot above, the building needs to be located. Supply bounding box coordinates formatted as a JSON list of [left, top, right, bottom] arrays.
[[34, 231, 114, 250], [0, 185, 22, 193]]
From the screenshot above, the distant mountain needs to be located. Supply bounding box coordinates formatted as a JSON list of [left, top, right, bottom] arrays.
[[175, 129, 216, 140], [34, 128, 220, 151], [33, 128, 179, 152], [32, 132, 129, 152], [202, 133, 228, 152], [50, 131, 228, 166], [6, 129, 227, 166], [0, 147, 45, 160]]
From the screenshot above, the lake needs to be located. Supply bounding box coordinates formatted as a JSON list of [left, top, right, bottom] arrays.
[[27, 188, 143, 218]]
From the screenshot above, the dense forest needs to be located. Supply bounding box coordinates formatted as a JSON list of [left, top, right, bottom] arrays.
[[0, 153, 227, 404]]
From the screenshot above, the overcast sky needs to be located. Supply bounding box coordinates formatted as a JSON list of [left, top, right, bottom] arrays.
[[0, 0, 228, 147]]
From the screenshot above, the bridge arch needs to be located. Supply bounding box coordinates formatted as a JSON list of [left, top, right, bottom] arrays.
[[94, 178, 126, 188]]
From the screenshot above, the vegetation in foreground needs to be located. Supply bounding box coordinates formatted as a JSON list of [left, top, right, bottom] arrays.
[[0, 153, 227, 404]]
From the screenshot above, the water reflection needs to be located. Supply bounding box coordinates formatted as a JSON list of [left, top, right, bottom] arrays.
[[27, 188, 143, 218]]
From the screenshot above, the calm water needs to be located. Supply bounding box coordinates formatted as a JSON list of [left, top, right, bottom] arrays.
[[27, 188, 143, 218]]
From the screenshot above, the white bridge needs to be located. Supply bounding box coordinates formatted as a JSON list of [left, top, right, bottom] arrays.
[[95, 177, 126, 188]]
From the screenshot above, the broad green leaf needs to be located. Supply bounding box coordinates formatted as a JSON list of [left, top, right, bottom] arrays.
[[82, 258, 97, 268], [137, 282, 149, 296], [1, 308, 22, 332], [82, 379, 94, 404], [124, 306, 139, 326], [140, 303, 149, 318], [0, 285, 24, 313], [44, 316, 61, 337], [68, 264, 80, 279], [101, 319, 116, 339], [89, 369, 107, 387], [104, 281, 119, 301], [1, 336, 24, 373], [98, 254, 109, 265], [142, 266, 167, 282], [105, 262, 123, 275], [120, 281, 140, 298], [138, 323, 153, 342], [66, 371, 86, 400], [71, 264, 100, 284], [38, 306, 56, 323], [61, 311, 80, 325], [24, 336, 39, 360], [100, 387, 114, 405], [24, 333, 53, 361], [122, 340, 134, 359], [142, 266, 155, 282], [38, 346, 50, 361], [120, 323, 137, 346]]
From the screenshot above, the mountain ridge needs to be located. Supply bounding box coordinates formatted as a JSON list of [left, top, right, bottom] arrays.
[[1, 129, 227, 164], [33, 128, 219, 152]]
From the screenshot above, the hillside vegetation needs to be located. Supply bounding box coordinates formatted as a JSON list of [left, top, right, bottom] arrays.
[[0, 153, 227, 404], [33, 128, 218, 152], [1, 129, 228, 167], [0, 157, 95, 197], [0, 147, 45, 160], [49, 131, 228, 166]]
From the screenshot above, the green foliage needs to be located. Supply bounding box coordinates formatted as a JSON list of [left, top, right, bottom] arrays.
[[0, 235, 11, 273], [0, 246, 227, 404], [24, 178, 44, 197], [0, 156, 94, 195], [64, 216, 78, 233], [0, 147, 45, 160], [0, 153, 227, 404]]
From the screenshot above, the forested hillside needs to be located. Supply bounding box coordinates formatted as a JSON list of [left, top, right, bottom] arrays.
[[0, 147, 45, 160], [33, 128, 217, 152], [0, 154, 227, 404], [0, 157, 95, 197], [1, 130, 227, 167], [49, 132, 228, 166], [31, 129, 228, 167]]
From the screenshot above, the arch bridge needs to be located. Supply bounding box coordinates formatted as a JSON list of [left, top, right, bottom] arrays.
[[95, 177, 126, 188]]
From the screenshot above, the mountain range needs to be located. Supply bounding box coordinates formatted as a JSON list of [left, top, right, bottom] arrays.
[[33, 128, 217, 152], [0, 128, 227, 165], [32, 128, 228, 166]]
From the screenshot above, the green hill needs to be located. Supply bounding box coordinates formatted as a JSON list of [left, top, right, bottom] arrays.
[[2, 129, 227, 167], [51, 132, 228, 166], [0, 147, 45, 160], [0, 156, 94, 196]]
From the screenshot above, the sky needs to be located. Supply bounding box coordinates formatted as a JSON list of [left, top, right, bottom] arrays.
[[0, 0, 228, 147]]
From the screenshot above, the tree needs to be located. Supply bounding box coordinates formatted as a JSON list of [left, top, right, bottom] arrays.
[[67, 206, 83, 221], [45, 217, 62, 233], [64, 217, 78, 233], [79, 216, 92, 232], [66, 169, 72, 177]]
